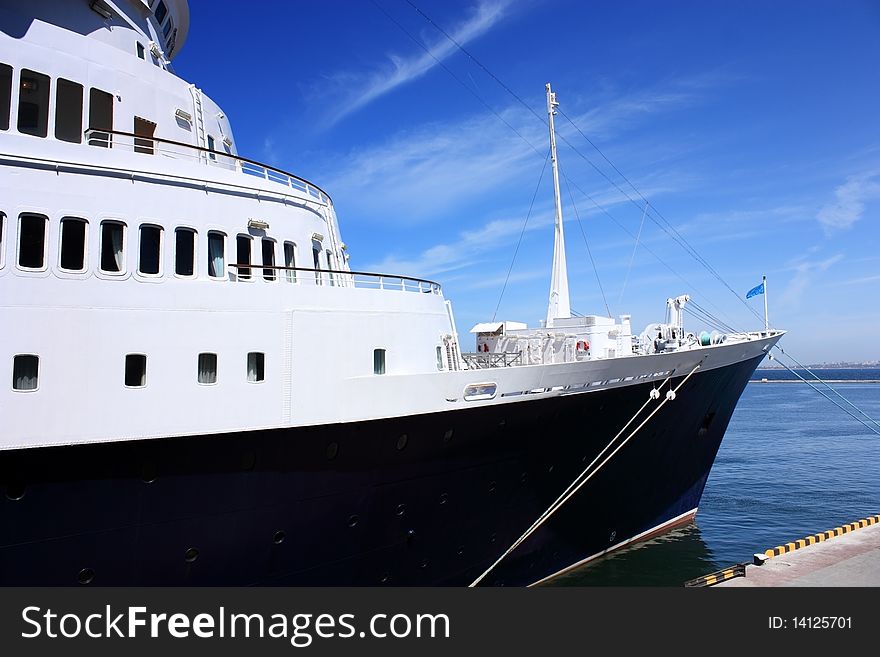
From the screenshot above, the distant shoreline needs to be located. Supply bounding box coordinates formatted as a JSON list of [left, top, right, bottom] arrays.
[[748, 379, 880, 384], [756, 366, 880, 370]]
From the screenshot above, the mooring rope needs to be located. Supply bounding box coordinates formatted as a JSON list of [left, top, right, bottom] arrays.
[[769, 354, 880, 437], [773, 346, 880, 432], [469, 362, 703, 587]]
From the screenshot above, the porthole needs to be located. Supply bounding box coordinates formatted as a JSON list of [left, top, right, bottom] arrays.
[[380, 573, 390, 584], [609, 530, 617, 543], [419, 560, 429, 569], [438, 492, 448, 505], [184, 547, 199, 563], [520, 472, 528, 484], [497, 419, 506, 429], [273, 531, 286, 545], [396, 434, 408, 451], [457, 545, 465, 556], [395, 503, 406, 517], [443, 429, 454, 443], [348, 515, 359, 528], [489, 532, 497, 544], [488, 481, 496, 493], [698, 411, 716, 437], [405, 529, 416, 547], [141, 462, 157, 483], [325, 442, 339, 460], [5, 481, 26, 501], [77, 568, 95, 585]]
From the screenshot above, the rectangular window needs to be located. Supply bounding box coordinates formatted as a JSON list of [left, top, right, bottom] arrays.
[[154, 1, 168, 25], [247, 352, 265, 383], [17, 213, 47, 270], [436, 346, 444, 371], [312, 239, 322, 285], [88, 88, 113, 147], [261, 238, 275, 281], [163, 17, 174, 38], [59, 217, 87, 272], [124, 354, 146, 387], [138, 224, 162, 275], [206, 134, 216, 161], [175, 228, 195, 276], [1, 63, 14, 131], [55, 78, 83, 143], [326, 250, 336, 286], [18, 69, 50, 137], [198, 353, 217, 385], [13, 354, 39, 391], [283, 241, 297, 283], [100, 221, 125, 273], [373, 349, 386, 375], [134, 116, 156, 154], [0, 212, 6, 269], [207, 231, 225, 278], [236, 235, 251, 280], [137, 42, 146, 60]]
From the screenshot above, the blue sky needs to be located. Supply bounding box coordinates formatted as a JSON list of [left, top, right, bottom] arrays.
[[175, 0, 880, 363]]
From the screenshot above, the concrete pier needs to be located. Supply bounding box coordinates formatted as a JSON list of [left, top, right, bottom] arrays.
[[717, 519, 880, 587]]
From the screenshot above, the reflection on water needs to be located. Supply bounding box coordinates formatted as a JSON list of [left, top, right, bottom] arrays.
[[549, 523, 719, 586]]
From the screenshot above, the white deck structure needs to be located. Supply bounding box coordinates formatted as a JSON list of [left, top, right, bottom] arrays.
[[1, 1, 782, 454]]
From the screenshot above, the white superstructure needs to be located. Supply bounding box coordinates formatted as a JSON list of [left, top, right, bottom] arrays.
[[1, 1, 780, 455]]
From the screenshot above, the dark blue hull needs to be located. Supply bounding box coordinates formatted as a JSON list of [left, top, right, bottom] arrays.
[[0, 354, 763, 586]]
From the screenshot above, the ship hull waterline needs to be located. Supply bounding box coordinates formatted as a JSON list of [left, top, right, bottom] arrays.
[[0, 353, 762, 586]]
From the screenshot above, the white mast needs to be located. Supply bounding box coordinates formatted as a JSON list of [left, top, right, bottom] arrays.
[[545, 83, 570, 328], [763, 274, 769, 333]]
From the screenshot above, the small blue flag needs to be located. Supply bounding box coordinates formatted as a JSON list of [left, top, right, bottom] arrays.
[[746, 282, 765, 299]]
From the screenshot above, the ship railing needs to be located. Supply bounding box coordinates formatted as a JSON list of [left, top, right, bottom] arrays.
[[460, 352, 523, 368], [228, 264, 442, 295], [83, 129, 332, 205]]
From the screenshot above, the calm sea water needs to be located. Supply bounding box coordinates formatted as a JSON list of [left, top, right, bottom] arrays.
[[552, 369, 880, 586]]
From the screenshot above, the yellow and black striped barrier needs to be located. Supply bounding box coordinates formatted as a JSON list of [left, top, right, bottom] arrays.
[[684, 562, 747, 588], [763, 514, 880, 559]]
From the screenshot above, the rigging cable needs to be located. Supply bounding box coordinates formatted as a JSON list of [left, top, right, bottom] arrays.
[[618, 201, 648, 307], [402, 0, 764, 326], [773, 346, 880, 431], [563, 176, 749, 333], [492, 150, 551, 322], [384, 0, 748, 332], [368, 0, 545, 158], [683, 307, 730, 335], [397, 0, 878, 429], [688, 299, 741, 334], [769, 355, 880, 437], [561, 168, 612, 318], [556, 108, 766, 327]]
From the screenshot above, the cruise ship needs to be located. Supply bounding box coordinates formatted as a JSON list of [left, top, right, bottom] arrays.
[[0, 0, 782, 585]]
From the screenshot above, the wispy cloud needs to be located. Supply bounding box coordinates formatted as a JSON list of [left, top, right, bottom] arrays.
[[261, 137, 278, 163], [779, 253, 844, 307], [363, 206, 555, 276], [320, 0, 512, 128], [831, 274, 880, 287], [320, 106, 544, 223], [816, 172, 880, 233], [558, 70, 734, 143]]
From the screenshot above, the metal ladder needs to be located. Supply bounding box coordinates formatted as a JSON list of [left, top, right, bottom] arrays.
[[189, 84, 208, 163]]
